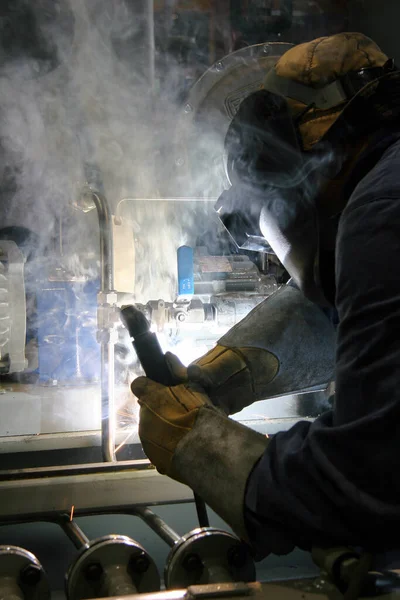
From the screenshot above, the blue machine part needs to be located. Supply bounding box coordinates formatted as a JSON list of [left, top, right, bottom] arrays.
[[36, 280, 100, 384], [177, 245, 194, 297]]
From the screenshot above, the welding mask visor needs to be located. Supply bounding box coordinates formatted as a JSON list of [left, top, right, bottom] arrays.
[[215, 88, 326, 304]]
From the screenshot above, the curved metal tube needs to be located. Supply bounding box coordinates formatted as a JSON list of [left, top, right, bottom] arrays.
[[133, 507, 180, 547], [91, 192, 114, 293], [91, 192, 116, 462]]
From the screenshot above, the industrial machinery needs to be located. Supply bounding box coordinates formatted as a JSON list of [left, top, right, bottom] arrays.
[[1, 1, 392, 598]]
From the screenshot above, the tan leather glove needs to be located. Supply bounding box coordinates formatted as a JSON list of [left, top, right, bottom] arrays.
[[165, 347, 279, 416], [165, 285, 336, 416], [131, 375, 269, 541], [131, 377, 212, 478]]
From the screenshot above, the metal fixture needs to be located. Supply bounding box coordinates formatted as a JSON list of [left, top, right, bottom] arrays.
[[60, 519, 91, 550], [66, 534, 160, 600], [89, 191, 119, 464], [0, 546, 50, 600], [0, 463, 193, 522], [62, 510, 255, 594], [133, 507, 181, 547], [311, 546, 400, 597], [164, 528, 255, 589], [75, 187, 119, 463], [0, 241, 27, 374], [90, 192, 115, 295], [138, 294, 274, 333]]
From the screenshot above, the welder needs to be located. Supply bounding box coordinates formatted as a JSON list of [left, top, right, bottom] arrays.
[[132, 32, 400, 557]]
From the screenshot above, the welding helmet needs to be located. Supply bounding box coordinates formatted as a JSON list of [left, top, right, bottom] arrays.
[[216, 32, 400, 305]]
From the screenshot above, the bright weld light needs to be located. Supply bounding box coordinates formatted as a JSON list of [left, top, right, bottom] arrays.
[[169, 340, 209, 367]]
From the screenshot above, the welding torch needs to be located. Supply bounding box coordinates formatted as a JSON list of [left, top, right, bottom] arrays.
[[120, 304, 210, 528]]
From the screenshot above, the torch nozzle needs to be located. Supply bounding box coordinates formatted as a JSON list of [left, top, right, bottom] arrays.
[[120, 304, 151, 339]]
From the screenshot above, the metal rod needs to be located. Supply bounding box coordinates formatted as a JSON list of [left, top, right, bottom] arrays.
[[194, 493, 210, 528], [101, 340, 116, 463], [91, 191, 117, 463], [60, 519, 90, 550], [133, 507, 180, 547]]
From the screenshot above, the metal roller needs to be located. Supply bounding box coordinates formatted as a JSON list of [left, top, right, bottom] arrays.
[[0, 546, 50, 600], [164, 528, 255, 590], [65, 534, 160, 600]]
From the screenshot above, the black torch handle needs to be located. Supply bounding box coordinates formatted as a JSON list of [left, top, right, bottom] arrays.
[[120, 305, 173, 385], [120, 305, 210, 528], [132, 332, 173, 385]]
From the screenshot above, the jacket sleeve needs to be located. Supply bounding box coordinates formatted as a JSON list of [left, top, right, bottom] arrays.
[[244, 140, 400, 558]]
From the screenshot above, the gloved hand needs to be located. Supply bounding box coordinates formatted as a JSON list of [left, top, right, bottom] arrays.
[[165, 346, 279, 416], [131, 376, 212, 478], [165, 285, 336, 415], [131, 375, 269, 541]]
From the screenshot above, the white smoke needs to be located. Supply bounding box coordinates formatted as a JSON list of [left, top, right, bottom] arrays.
[[0, 0, 227, 440], [0, 0, 223, 294], [0, 1, 347, 445]]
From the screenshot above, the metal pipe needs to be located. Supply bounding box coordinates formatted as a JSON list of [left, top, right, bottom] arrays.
[[194, 493, 210, 528], [0, 576, 23, 600], [133, 507, 180, 547], [104, 565, 138, 597], [60, 519, 90, 550], [90, 191, 117, 463], [312, 547, 373, 599], [101, 340, 116, 463], [91, 192, 114, 293]]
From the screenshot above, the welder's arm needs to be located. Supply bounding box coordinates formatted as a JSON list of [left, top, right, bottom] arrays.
[[167, 285, 336, 415], [244, 145, 400, 557]]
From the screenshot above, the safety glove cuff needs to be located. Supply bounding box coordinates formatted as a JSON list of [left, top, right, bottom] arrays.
[[171, 405, 269, 542]]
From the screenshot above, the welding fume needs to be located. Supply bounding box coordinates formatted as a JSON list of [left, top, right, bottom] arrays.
[[2, 0, 400, 579], [0, 0, 304, 450]]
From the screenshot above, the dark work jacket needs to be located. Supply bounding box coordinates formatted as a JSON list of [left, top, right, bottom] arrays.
[[244, 137, 400, 557]]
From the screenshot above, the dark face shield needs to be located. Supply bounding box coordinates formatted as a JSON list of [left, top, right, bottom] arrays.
[[215, 186, 273, 253], [214, 88, 330, 305], [215, 174, 326, 304]]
